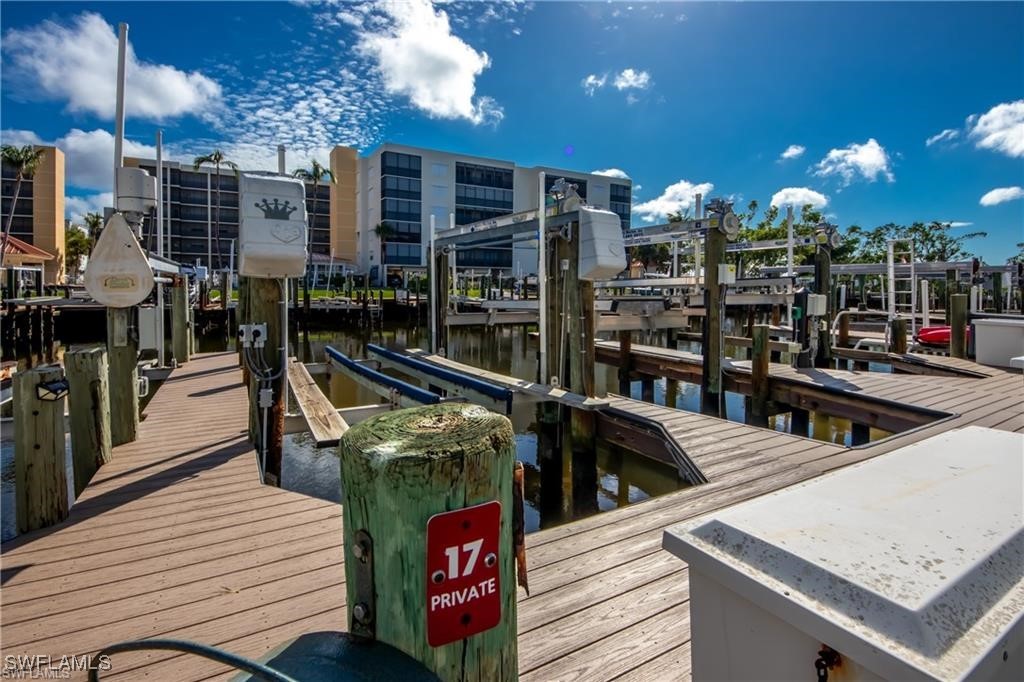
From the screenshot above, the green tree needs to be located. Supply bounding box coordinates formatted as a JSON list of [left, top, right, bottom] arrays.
[[849, 221, 987, 263], [192, 150, 238, 279], [734, 202, 825, 271], [1, 145, 45, 265], [373, 221, 396, 281], [1009, 242, 1024, 265], [293, 160, 336, 315], [83, 212, 104, 243], [65, 225, 91, 278]]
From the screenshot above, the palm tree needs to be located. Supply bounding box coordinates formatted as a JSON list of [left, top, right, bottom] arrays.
[[193, 150, 238, 308], [373, 222, 396, 284], [83, 212, 104, 244], [1, 145, 45, 265], [292, 160, 336, 317]]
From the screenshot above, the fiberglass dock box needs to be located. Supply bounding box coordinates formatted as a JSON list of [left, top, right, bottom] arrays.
[[973, 318, 1024, 368], [663, 426, 1024, 681]]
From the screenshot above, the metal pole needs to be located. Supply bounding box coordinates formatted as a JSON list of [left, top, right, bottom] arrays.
[[886, 240, 896, 320], [538, 172, 547, 383], [429, 215, 437, 353], [921, 278, 930, 328], [277, 144, 286, 175], [785, 205, 794, 277], [206, 173, 212, 270], [113, 23, 128, 201], [155, 130, 165, 367]]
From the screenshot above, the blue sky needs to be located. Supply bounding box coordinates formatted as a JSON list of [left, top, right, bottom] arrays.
[[2, 1, 1022, 262]]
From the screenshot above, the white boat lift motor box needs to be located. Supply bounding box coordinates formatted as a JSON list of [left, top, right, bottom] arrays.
[[238, 174, 308, 278], [578, 207, 627, 281], [973, 318, 1024, 368], [663, 426, 1024, 681]]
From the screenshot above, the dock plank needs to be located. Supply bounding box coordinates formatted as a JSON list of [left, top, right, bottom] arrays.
[[287, 358, 348, 446]]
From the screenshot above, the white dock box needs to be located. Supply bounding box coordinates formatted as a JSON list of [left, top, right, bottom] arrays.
[[578, 206, 626, 280], [238, 174, 308, 278], [664, 426, 1024, 681], [973, 318, 1024, 368]]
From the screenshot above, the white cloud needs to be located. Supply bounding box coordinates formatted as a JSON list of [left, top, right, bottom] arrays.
[[65, 192, 113, 222], [581, 73, 607, 96], [0, 129, 44, 147], [613, 68, 651, 90], [813, 138, 894, 185], [770, 187, 829, 209], [968, 100, 1024, 158], [947, 221, 973, 228], [2, 12, 221, 121], [979, 186, 1024, 206], [3, 128, 155, 191], [591, 168, 630, 179], [925, 128, 959, 147], [355, 0, 502, 125], [779, 144, 805, 160], [633, 179, 714, 223]]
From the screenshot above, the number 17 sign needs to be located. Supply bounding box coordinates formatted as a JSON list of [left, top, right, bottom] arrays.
[[425, 500, 502, 647]]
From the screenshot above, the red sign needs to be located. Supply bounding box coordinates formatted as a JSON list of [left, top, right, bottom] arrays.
[[425, 500, 502, 647]]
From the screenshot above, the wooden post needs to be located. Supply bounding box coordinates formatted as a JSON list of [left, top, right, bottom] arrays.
[[851, 422, 871, 446], [15, 366, 69, 532], [813, 242, 833, 368], [889, 318, 908, 355], [617, 331, 632, 395], [42, 306, 55, 362], [187, 295, 195, 357], [856, 274, 866, 307], [171, 278, 190, 364], [66, 345, 112, 496], [701, 227, 726, 416], [243, 277, 285, 485], [790, 407, 810, 437], [837, 312, 850, 348], [949, 294, 967, 359], [433, 249, 450, 355], [339, 403, 518, 681], [747, 324, 770, 427], [30, 304, 42, 355], [106, 307, 139, 446], [945, 269, 957, 324], [640, 378, 655, 403], [992, 272, 1004, 314]]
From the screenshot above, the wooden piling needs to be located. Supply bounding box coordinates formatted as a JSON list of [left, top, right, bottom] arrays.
[[890, 318, 908, 355], [66, 345, 112, 496], [949, 294, 967, 359], [992, 272, 1004, 314], [172, 278, 190, 364], [747, 324, 770, 427], [617, 331, 632, 395], [338, 403, 518, 681], [106, 307, 139, 446], [701, 227, 726, 415], [42, 306, 55, 362], [813, 242, 833, 367], [837, 311, 850, 348], [14, 365, 69, 533], [790, 407, 810, 437], [30, 305, 42, 355], [641, 378, 655, 403], [243, 277, 285, 485], [851, 422, 871, 446]]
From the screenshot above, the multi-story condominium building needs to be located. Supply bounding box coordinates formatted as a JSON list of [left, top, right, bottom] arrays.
[[124, 144, 631, 284], [1, 145, 65, 284], [124, 157, 332, 271], [348, 143, 631, 283]]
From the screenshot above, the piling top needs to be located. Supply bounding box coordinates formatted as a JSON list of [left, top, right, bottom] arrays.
[[663, 426, 1024, 681], [341, 403, 514, 469]]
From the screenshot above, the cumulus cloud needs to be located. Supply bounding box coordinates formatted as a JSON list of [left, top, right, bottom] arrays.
[[925, 128, 959, 147], [355, 0, 502, 125], [2, 12, 221, 121], [632, 179, 714, 223], [947, 221, 973, 228], [813, 138, 894, 185], [613, 68, 651, 90], [770, 187, 829, 209], [581, 74, 607, 96], [591, 168, 630, 179], [779, 144, 805, 161], [979, 186, 1024, 206], [66, 192, 114, 222], [968, 100, 1024, 158]]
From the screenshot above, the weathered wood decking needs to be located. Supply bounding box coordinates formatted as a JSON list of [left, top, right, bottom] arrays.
[[1, 350, 1021, 680]]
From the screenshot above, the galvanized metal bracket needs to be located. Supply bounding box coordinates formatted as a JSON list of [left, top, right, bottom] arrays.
[[350, 529, 376, 640]]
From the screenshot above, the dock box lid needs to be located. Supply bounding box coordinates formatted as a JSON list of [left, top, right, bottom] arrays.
[[663, 426, 1024, 681], [973, 318, 1024, 328]]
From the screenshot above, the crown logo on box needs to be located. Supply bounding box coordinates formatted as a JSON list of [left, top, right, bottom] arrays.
[[255, 198, 298, 220]]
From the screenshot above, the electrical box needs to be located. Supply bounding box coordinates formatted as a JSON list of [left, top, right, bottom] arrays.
[[577, 206, 626, 280], [195, 265, 208, 282], [717, 263, 736, 285], [805, 293, 827, 316], [238, 174, 308, 278], [664, 426, 1024, 682], [115, 167, 157, 215], [138, 305, 159, 351]]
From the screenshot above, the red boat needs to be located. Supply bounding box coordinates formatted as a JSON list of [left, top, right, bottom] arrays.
[[915, 325, 970, 347]]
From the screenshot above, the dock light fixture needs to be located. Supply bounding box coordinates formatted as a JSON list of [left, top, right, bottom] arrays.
[[36, 377, 69, 402]]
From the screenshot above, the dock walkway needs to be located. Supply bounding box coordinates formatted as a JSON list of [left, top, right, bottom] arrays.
[[1, 351, 1021, 680]]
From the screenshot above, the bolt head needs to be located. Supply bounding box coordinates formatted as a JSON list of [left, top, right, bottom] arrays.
[[353, 603, 371, 624]]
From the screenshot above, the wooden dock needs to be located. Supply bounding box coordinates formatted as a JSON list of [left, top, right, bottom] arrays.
[[1, 350, 1021, 680]]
